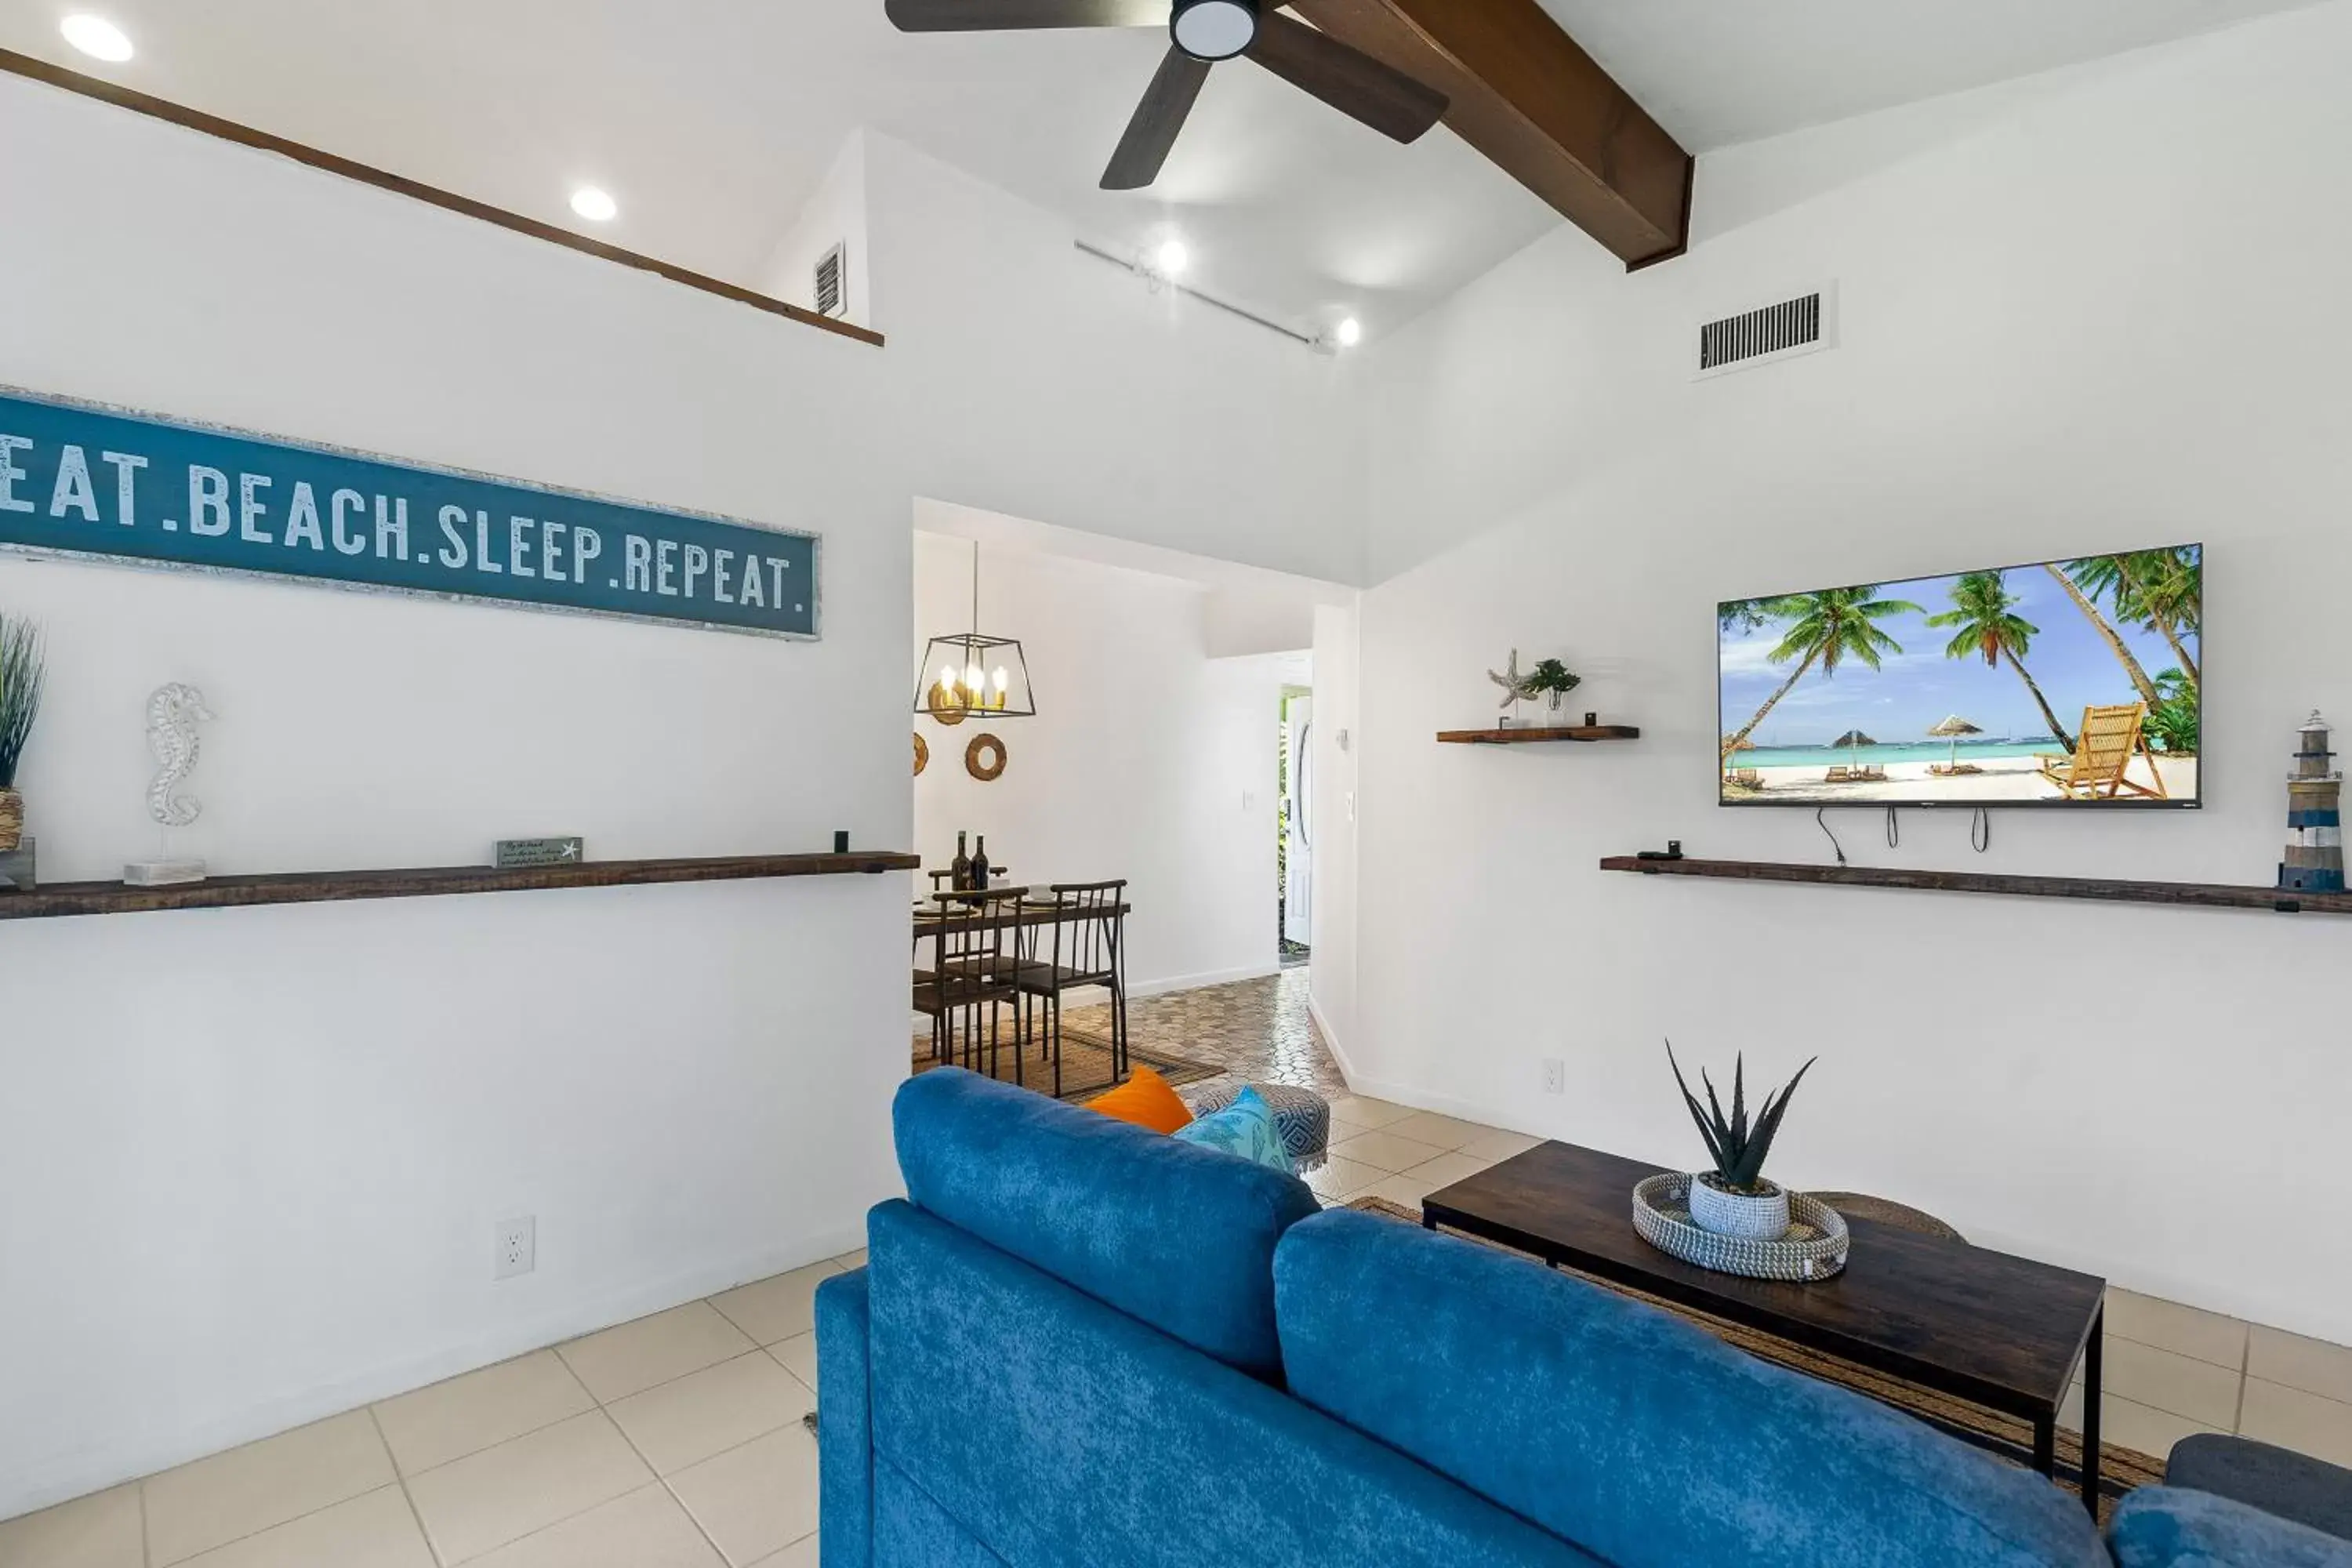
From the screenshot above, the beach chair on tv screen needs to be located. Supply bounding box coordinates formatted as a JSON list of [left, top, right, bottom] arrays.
[[2035, 702, 2169, 800]]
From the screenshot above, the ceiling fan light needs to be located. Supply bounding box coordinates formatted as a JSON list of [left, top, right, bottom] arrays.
[[1171, 0, 1256, 62]]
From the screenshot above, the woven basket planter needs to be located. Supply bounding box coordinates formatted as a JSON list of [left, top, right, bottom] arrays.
[[1633, 1173, 1849, 1283], [0, 788, 22, 853]]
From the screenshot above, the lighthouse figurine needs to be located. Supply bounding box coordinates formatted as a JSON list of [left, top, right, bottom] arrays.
[[2279, 711, 2345, 894]]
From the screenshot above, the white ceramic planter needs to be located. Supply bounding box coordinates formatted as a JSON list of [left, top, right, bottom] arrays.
[[1687, 1175, 1791, 1240]]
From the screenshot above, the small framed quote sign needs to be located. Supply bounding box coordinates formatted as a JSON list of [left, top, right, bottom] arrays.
[[0, 387, 818, 639]]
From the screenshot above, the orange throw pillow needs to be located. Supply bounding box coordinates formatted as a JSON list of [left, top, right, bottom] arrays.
[[1085, 1065, 1195, 1134]]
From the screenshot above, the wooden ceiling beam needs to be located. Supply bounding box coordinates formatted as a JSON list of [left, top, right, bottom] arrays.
[[1288, 0, 1693, 269]]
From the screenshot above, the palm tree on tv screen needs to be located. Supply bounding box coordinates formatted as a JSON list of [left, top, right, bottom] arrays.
[[1925, 570, 2075, 751], [1720, 587, 1925, 762], [1719, 596, 1800, 634], [2045, 558, 2161, 707], [2100, 547, 2201, 689]]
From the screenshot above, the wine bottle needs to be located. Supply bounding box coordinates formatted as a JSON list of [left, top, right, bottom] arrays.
[[952, 832, 972, 892], [971, 836, 992, 891]]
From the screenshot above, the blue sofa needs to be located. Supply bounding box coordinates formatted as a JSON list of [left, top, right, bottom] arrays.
[[818, 1070, 2352, 1566]]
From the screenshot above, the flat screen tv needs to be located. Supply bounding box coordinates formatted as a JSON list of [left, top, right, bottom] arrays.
[[1718, 544, 2201, 808]]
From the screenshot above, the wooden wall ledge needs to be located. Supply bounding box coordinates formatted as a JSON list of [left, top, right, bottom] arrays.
[[1439, 725, 1639, 744], [0, 851, 920, 922], [1599, 855, 2352, 916]]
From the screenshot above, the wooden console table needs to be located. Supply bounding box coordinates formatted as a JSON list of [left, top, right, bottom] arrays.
[[1425, 1140, 2108, 1512]]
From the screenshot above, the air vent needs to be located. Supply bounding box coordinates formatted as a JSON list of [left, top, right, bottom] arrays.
[[814, 242, 847, 319], [1695, 285, 1835, 379]]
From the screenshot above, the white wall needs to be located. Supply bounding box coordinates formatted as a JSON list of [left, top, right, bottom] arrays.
[[0, 70, 1359, 1517], [862, 132, 1369, 586], [911, 529, 1287, 996], [757, 129, 873, 329], [1306, 602, 1362, 1058], [1341, 1, 2352, 1344]]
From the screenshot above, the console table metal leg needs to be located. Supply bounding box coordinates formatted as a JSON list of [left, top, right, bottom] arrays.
[[2080, 1305, 2104, 1514], [2032, 1415, 2056, 1479]]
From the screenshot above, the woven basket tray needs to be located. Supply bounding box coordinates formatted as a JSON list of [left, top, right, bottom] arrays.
[[1632, 1174, 1849, 1283]]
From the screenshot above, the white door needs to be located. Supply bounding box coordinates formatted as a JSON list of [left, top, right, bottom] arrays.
[[1284, 698, 1313, 946]]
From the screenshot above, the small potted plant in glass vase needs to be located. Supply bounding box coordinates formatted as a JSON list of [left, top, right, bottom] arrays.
[[1667, 1044, 1816, 1240], [0, 612, 44, 855], [1527, 659, 1582, 727]]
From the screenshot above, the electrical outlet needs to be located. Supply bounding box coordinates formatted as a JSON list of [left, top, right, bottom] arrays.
[[494, 1215, 535, 1280], [1541, 1058, 1565, 1095]]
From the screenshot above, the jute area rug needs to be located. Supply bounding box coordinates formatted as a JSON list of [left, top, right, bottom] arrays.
[[1351, 1196, 2161, 1526], [910, 1025, 1221, 1104]]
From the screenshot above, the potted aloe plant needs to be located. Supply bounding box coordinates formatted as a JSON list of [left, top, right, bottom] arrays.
[[0, 612, 43, 854], [1667, 1044, 1816, 1240]]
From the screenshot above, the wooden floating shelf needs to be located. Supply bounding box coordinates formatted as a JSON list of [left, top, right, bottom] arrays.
[[1599, 855, 2352, 916], [0, 851, 921, 923], [1437, 725, 1641, 745]]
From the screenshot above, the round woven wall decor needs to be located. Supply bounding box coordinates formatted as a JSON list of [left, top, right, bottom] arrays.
[[913, 732, 929, 776], [965, 732, 1007, 782]]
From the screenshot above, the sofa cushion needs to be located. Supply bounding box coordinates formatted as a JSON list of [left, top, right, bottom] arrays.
[[865, 1198, 1600, 1568], [893, 1067, 1318, 1379], [2109, 1485, 2352, 1567], [1174, 1086, 1294, 1174], [1275, 1209, 2109, 1568], [1084, 1063, 1196, 1134], [2166, 1433, 2352, 1543]]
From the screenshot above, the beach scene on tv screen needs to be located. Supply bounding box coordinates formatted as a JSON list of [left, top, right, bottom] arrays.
[[1719, 546, 2201, 804]]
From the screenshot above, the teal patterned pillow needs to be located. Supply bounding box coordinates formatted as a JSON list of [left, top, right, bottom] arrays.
[[1172, 1087, 1295, 1175]]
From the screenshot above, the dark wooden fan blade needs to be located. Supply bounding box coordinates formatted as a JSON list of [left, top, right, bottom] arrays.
[[1245, 11, 1446, 143], [1101, 47, 1211, 190], [885, 0, 1168, 31]]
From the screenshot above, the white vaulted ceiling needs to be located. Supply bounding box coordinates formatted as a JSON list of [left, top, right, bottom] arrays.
[[0, 0, 2326, 338]]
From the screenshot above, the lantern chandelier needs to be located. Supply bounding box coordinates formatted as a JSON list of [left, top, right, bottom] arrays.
[[916, 540, 1036, 723]]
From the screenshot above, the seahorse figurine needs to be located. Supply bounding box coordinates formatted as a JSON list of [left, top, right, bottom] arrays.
[[146, 684, 215, 828]]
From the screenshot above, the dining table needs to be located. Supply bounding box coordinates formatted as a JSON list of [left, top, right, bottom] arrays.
[[912, 884, 1136, 1091], [910, 887, 1134, 936]]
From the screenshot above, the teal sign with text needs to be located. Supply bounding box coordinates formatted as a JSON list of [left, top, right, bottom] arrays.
[[0, 388, 818, 639]]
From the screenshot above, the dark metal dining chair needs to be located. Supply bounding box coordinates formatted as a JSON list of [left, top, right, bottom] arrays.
[[1007, 880, 1129, 1098], [913, 887, 1029, 1081]]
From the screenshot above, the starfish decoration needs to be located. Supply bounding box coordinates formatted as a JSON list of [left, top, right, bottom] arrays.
[[1487, 648, 1539, 710]]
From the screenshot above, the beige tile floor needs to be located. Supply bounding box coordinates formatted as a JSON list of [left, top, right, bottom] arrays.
[[10, 1095, 2352, 1566], [0, 1251, 860, 1568]]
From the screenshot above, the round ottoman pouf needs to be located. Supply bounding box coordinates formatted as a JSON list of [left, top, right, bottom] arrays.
[[1187, 1083, 1330, 1173]]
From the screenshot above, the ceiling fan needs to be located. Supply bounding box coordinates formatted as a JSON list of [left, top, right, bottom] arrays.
[[884, 0, 1450, 191]]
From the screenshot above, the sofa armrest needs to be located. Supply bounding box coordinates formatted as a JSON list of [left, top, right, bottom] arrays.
[[815, 1267, 873, 1568], [2110, 1485, 2352, 1567]]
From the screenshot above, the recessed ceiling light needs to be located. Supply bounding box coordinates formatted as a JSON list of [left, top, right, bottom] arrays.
[[1335, 317, 1363, 348], [1154, 238, 1190, 277], [60, 14, 134, 62], [569, 187, 618, 223]]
